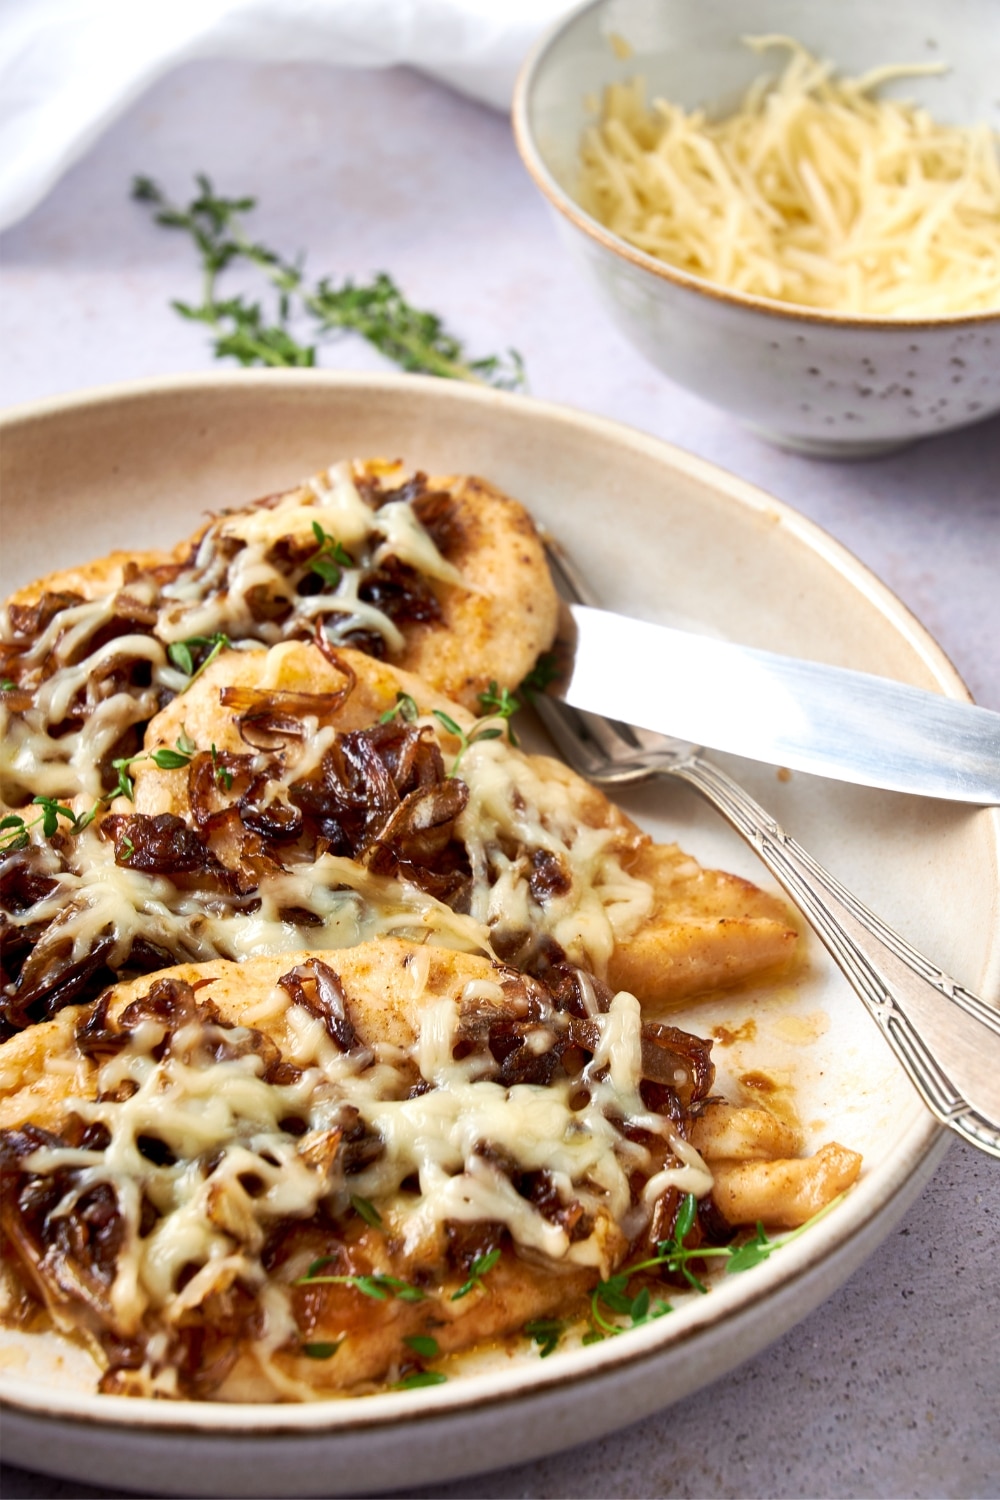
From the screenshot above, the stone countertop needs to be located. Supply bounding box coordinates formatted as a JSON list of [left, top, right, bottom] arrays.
[[1, 58, 998, 1500]]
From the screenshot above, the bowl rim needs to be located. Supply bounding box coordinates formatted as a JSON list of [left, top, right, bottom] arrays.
[[511, 0, 1000, 333]]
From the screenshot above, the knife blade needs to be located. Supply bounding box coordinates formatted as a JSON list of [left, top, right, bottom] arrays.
[[554, 604, 1000, 805]]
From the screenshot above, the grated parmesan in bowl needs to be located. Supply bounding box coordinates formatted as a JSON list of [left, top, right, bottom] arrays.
[[577, 37, 1000, 319], [514, 0, 1000, 456]]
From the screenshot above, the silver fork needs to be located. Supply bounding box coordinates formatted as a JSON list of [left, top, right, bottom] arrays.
[[534, 537, 1000, 1160]]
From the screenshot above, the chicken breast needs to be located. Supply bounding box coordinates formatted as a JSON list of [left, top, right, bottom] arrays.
[[0, 942, 860, 1400], [0, 943, 712, 1397], [3, 636, 795, 1040]]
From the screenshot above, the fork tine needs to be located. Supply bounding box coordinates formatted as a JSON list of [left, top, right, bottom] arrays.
[[535, 695, 616, 763], [541, 531, 699, 771], [539, 530, 599, 609], [532, 695, 601, 771], [532, 533, 669, 783], [539, 537, 641, 747], [540, 533, 648, 756], [533, 694, 657, 787]]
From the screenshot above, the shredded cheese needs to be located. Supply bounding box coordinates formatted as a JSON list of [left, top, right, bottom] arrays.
[[578, 36, 1000, 315]]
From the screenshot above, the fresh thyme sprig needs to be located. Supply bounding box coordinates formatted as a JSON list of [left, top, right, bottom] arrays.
[[296, 1259, 426, 1303], [432, 709, 504, 776], [523, 1318, 563, 1357], [380, 691, 420, 726], [519, 651, 560, 703], [132, 174, 526, 388], [581, 1191, 848, 1344], [467, 653, 564, 750], [0, 737, 200, 852], [166, 632, 231, 688], [109, 740, 197, 802], [377, 694, 507, 773], [307, 523, 354, 589], [0, 797, 95, 852], [476, 680, 520, 746]]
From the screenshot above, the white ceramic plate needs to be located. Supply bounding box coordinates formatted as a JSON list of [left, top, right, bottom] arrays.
[[1, 372, 998, 1497]]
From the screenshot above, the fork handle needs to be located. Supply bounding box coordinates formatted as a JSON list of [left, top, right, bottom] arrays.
[[671, 755, 1000, 1158]]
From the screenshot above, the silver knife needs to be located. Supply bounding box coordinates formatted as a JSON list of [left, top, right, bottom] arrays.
[[554, 603, 1000, 805]]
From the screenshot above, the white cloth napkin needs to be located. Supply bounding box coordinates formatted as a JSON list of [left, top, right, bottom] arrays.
[[0, 0, 574, 232]]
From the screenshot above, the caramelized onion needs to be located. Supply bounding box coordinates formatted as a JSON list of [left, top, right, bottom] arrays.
[[103, 812, 220, 876], [6, 591, 85, 642], [4, 931, 117, 1035], [221, 683, 355, 749], [358, 558, 442, 626], [278, 958, 363, 1054]]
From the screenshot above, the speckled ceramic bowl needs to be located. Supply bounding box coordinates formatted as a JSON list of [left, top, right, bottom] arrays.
[[513, 0, 1000, 457]]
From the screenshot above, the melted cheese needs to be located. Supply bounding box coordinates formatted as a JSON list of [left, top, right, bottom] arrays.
[[455, 734, 654, 974], [21, 975, 711, 1374], [578, 36, 1000, 315], [5, 682, 658, 1000]]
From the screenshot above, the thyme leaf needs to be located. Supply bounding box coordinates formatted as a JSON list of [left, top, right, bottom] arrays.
[[519, 652, 560, 703], [167, 632, 231, 690], [394, 1370, 447, 1390], [379, 691, 420, 726], [132, 175, 526, 388], [402, 1334, 440, 1360], [295, 1265, 426, 1304], [210, 743, 233, 791], [476, 680, 520, 745], [722, 1223, 773, 1275], [451, 1246, 501, 1301], [523, 1318, 563, 1357], [432, 709, 504, 776], [301, 1341, 341, 1360], [350, 1194, 383, 1230], [110, 737, 197, 802], [167, 642, 194, 676], [150, 747, 194, 770], [584, 1192, 848, 1342]]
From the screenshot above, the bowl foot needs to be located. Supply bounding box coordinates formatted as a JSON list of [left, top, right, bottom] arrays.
[[750, 426, 916, 460]]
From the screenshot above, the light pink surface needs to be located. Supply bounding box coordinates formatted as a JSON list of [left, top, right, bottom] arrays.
[[1, 57, 998, 1500]]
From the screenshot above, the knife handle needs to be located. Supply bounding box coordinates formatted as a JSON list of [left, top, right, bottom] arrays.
[[672, 756, 1000, 1159]]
